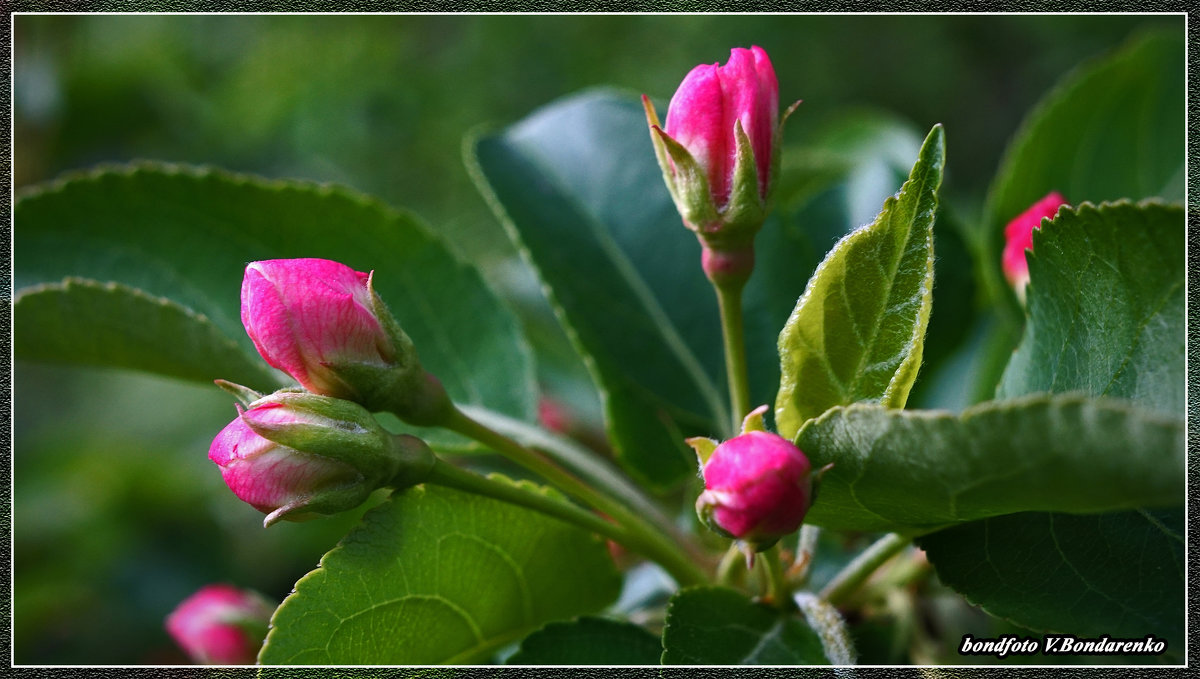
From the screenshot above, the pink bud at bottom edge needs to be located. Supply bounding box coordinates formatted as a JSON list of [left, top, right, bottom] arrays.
[[166, 584, 273, 665]]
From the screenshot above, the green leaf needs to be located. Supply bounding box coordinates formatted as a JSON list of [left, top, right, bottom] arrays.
[[918, 508, 1184, 654], [506, 617, 662, 665], [14, 164, 535, 446], [982, 30, 1184, 314], [259, 481, 621, 664], [661, 587, 829, 665], [775, 124, 944, 439], [997, 201, 1183, 416], [795, 394, 1182, 534], [14, 278, 278, 388]]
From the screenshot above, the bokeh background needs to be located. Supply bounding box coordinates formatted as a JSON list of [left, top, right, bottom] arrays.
[[13, 13, 1182, 664]]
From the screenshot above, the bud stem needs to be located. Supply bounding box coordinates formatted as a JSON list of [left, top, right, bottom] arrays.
[[760, 544, 793, 609], [819, 532, 910, 606], [425, 458, 634, 547], [442, 406, 708, 587], [715, 282, 752, 431]]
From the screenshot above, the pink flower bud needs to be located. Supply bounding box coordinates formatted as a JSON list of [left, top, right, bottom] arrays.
[[241, 258, 393, 397], [665, 46, 779, 207], [696, 430, 813, 550], [1002, 192, 1068, 297], [165, 584, 274, 664], [240, 258, 452, 425], [209, 402, 364, 525]]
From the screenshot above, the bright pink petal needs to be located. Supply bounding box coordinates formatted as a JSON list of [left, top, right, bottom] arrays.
[[665, 63, 730, 202]]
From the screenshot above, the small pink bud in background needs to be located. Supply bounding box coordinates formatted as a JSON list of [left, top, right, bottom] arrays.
[[165, 584, 274, 664], [695, 430, 813, 551], [241, 258, 393, 398], [664, 46, 779, 207], [209, 403, 362, 526], [537, 396, 571, 434], [1002, 192, 1068, 298]]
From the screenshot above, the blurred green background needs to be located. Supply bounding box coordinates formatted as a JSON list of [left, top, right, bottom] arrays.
[[13, 13, 1180, 664]]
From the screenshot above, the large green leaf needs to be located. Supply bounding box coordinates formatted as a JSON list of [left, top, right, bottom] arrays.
[[259, 481, 620, 664], [997, 201, 1183, 416], [660, 587, 828, 665], [14, 164, 536, 441], [918, 508, 1184, 655], [775, 125, 944, 439], [796, 394, 1182, 534], [506, 617, 662, 665], [981, 30, 1184, 316]]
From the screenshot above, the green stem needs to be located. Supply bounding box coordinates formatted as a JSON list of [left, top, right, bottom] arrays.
[[716, 543, 743, 586], [457, 404, 682, 544], [820, 532, 910, 606], [760, 544, 792, 608], [443, 406, 707, 587], [425, 458, 631, 546], [714, 283, 751, 432]]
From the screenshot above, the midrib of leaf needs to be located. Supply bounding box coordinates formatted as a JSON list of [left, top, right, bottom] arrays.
[[743, 618, 790, 662], [509, 141, 729, 432], [861, 163, 931, 407]]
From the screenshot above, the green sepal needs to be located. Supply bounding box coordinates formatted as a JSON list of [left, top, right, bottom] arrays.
[[652, 126, 721, 228], [712, 119, 767, 248], [214, 379, 266, 407], [264, 483, 374, 528], [739, 404, 769, 434], [642, 95, 676, 197], [685, 436, 719, 468]]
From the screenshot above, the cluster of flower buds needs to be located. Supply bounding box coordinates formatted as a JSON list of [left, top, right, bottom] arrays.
[[1002, 191, 1068, 300], [211, 258, 444, 525], [165, 584, 274, 664], [644, 46, 796, 288], [688, 406, 817, 555]]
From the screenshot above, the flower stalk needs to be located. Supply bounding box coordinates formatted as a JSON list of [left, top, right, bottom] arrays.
[[442, 405, 708, 586]]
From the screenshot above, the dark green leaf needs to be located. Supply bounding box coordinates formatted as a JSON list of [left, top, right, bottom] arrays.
[[469, 91, 722, 486], [775, 124, 944, 439], [259, 481, 621, 664], [14, 164, 536, 447], [661, 586, 828, 665], [918, 508, 1184, 655], [982, 30, 1184, 315], [796, 395, 1182, 534], [997, 201, 1184, 416], [507, 617, 662, 665]]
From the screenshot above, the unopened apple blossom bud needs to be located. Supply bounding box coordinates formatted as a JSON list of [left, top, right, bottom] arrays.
[[1002, 192, 1068, 300], [644, 46, 796, 288], [241, 258, 452, 425], [689, 406, 813, 552], [165, 584, 274, 665], [208, 390, 434, 526]]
